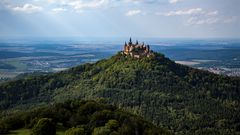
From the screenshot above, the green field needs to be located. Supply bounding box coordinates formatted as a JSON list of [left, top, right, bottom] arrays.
[[5, 60, 27, 71], [0, 71, 20, 78]]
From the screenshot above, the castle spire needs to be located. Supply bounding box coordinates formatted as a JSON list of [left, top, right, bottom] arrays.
[[129, 37, 132, 45]]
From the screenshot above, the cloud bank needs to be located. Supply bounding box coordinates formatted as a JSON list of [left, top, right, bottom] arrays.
[[12, 3, 42, 13], [126, 10, 142, 16]]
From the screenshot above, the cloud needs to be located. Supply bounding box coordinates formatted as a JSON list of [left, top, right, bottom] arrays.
[[206, 11, 218, 16], [187, 17, 219, 25], [48, 0, 110, 12], [164, 8, 203, 16], [123, 0, 141, 4], [163, 8, 220, 18], [169, 0, 182, 4], [47, 0, 67, 4], [126, 9, 142, 16], [52, 8, 67, 13], [162, 7, 234, 25], [45, 0, 109, 12], [68, 0, 108, 11], [187, 16, 236, 25], [12, 3, 42, 13]]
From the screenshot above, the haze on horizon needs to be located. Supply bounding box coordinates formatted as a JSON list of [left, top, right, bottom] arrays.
[[0, 0, 240, 39]]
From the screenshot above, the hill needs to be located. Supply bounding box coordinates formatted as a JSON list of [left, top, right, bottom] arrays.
[[0, 52, 240, 134]]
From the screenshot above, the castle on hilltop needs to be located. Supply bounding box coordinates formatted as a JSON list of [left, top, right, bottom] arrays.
[[122, 38, 154, 58]]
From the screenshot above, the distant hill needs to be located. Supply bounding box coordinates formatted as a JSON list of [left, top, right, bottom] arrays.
[[0, 52, 240, 134]]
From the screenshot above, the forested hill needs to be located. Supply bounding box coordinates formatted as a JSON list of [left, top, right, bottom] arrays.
[[0, 52, 240, 134]]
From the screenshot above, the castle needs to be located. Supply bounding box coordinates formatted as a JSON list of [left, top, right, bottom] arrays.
[[122, 38, 153, 58]]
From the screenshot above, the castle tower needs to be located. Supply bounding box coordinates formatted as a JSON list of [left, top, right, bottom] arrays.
[[129, 37, 132, 45]]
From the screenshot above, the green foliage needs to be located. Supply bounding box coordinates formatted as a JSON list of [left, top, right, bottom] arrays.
[[92, 119, 120, 135], [0, 100, 167, 135], [92, 127, 111, 135], [0, 52, 240, 134], [31, 118, 56, 135], [65, 127, 85, 135], [105, 120, 119, 130]]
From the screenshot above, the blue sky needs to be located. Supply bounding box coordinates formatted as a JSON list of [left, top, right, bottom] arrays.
[[0, 0, 239, 38]]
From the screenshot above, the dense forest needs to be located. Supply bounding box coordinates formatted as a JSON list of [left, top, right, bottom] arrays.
[[0, 100, 169, 134], [0, 52, 240, 134]]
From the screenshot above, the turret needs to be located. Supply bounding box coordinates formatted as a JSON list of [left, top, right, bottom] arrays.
[[129, 37, 132, 45], [136, 40, 139, 45]]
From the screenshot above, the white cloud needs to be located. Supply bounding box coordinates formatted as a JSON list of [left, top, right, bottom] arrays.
[[187, 9, 236, 25], [123, 0, 141, 4], [47, 0, 66, 4], [169, 0, 182, 4], [164, 8, 203, 16], [162, 8, 229, 25], [12, 3, 42, 13], [52, 8, 67, 13], [69, 0, 106, 9], [47, 0, 57, 3], [187, 17, 219, 25], [126, 10, 142, 16], [206, 11, 218, 16], [187, 16, 236, 25], [45, 0, 109, 12], [68, 0, 108, 10], [163, 8, 220, 18]]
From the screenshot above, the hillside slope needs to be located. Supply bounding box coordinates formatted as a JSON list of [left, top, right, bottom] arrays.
[[0, 52, 240, 134]]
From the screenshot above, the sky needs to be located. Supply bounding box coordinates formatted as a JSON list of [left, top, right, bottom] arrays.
[[0, 0, 240, 39]]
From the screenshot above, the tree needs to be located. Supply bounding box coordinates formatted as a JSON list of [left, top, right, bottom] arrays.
[[92, 127, 111, 135], [105, 120, 119, 130], [65, 127, 85, 135], [31, 118, 56, 135], [92, 120, 119, 135]]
